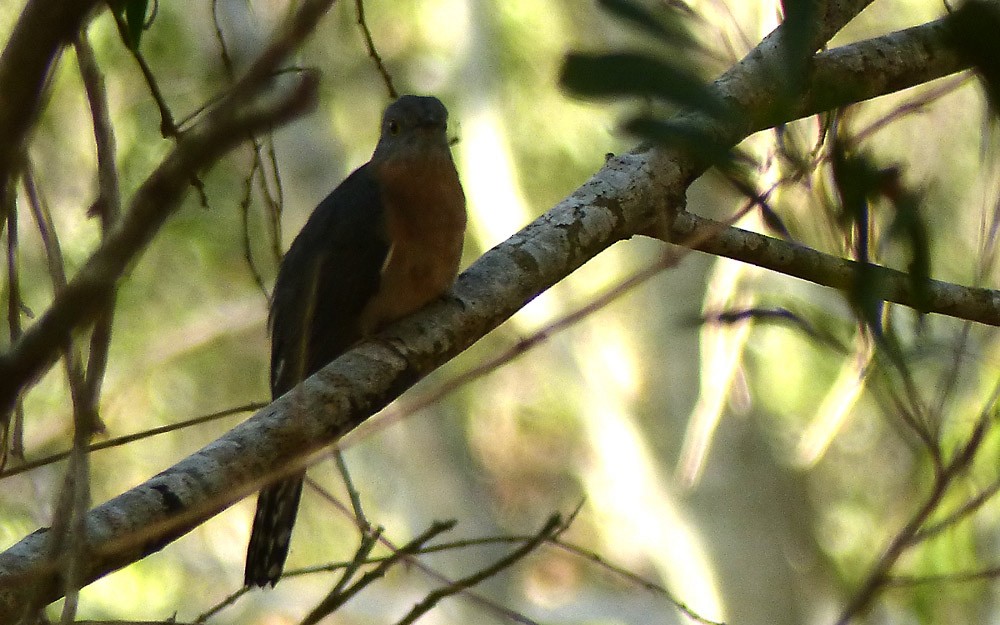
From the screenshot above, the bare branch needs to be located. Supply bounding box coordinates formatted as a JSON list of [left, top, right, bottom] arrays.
[[669, 211, 1000, 325]]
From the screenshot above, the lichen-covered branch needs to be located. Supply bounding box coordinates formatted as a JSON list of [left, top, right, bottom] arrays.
[[670, 212, 1000, 325]]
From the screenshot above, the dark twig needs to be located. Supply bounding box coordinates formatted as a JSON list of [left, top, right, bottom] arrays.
[[22, 164, 66, 286], [354, 0, 397, 99], [0, 402, 265, 480], [332, 451, 370, 532], [213, 2, 282, 304], [914, 475, 1000, 543], [298, 527, 383, 625], [393, 515, 563, 625], [888, 567, 1000, 586], [75, 32, 121, 426], [299, 520, 456, 625], [261, 137, 285, 267], [834, 382, 1000, 624], [301, 480, 543, 625], [283, 524, 722, 625], [194, 586, 249, 623], [3, 181, 23, 466], [211, 0, 236, 79], [110, 9, 176, 137], [548, 537, 723, 625], [239, 156, 270, 300]]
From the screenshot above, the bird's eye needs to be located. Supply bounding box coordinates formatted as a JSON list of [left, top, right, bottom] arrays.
[[388, 119, 400, 135]]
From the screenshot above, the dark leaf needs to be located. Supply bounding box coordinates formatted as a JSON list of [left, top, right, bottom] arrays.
[[110, 0, 150, 50], [831, 138, 885, 264], [944, 0, 1000, 117], [625, 116, 730, 164], [758, 202, 792, 239], [561, 53, 729, 118], [597, 0, 694, 46], [884, 178, 932, 313], [849, 262, 886, 338]]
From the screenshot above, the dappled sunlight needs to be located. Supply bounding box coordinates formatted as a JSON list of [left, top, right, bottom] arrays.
[[795, 345, 872, 466], [677, 256, 754, 488], [579, 373, 724, 622]]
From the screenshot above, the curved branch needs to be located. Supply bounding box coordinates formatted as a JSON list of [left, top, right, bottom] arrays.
[[3, 2, 983, 618]]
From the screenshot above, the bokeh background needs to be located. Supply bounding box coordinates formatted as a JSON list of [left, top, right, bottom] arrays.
[[1, 1, 998, 624]]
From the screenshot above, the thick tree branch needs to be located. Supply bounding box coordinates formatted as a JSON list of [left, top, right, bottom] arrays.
[[4, 2, 985, 618], [0, 0, 341, 418], [753, 17, 961, 132]]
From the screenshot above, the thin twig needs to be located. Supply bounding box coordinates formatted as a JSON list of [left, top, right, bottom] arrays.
[[835, 382, 1000, 624], [194, 586, 249, 623], [354, 0, 397, 99], [0, 62, 319, 417], [393, 515, 563, 625], [888, 567, 1000, 586], [211, 0, 236, 79], [0, 402, 264, 480], [303, 479, 543, 625], [110, 9, 176, 137], [264, 138, 285, 266], [239, 155, 270, 300], [548, 537, 724, 625], [299, 520, 456, 625], [76, 31, 122, 428], [914, 475, 1000, 543], [333, 450, 370, 532], [298, 527, 383, 625], [283, 525, 722, 625], [3, 184, 22, 466]]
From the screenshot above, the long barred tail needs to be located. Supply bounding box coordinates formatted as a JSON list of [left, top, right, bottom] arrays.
[[244, 473, 305, 587]]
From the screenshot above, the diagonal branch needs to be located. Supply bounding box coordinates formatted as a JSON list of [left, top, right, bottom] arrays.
[[3, 3, 984, 619]]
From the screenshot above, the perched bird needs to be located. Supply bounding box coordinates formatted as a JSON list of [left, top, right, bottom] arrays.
[[244, 95, 466, 588]]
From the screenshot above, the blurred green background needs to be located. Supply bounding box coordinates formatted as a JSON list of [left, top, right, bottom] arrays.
[[2, 1, 998, 624]]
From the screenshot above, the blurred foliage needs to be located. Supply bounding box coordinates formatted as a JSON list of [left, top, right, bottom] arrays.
[[944, 0, 1000, 117], [109, 0, 151, 50], [2, 1, 1000, 625]]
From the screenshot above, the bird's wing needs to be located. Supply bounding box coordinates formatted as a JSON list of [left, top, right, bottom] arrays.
[[268, 163, 389, 397]]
